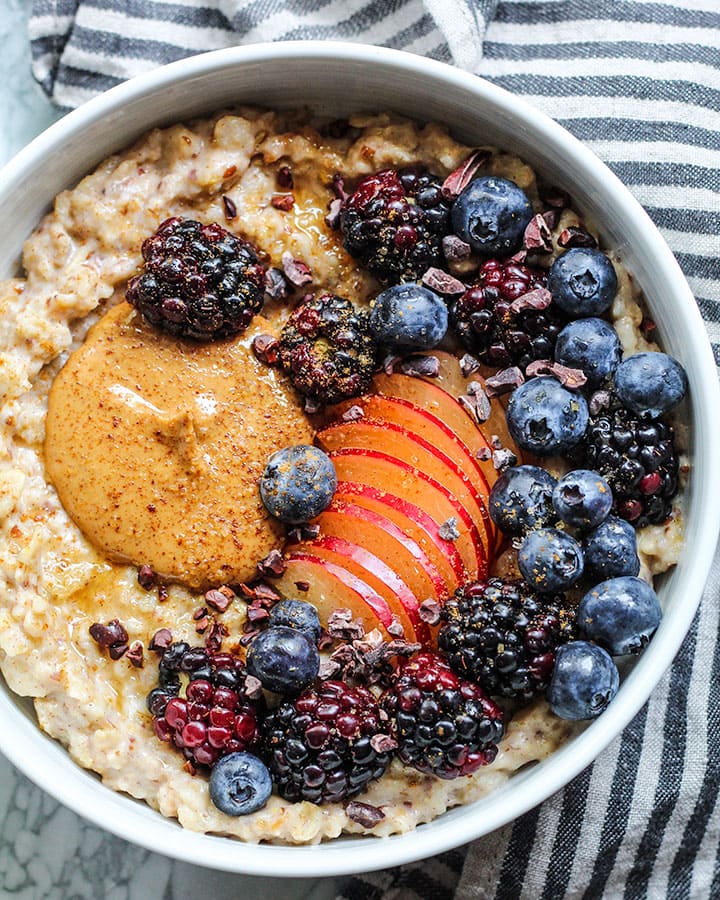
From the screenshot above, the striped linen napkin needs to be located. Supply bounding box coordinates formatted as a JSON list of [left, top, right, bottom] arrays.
[[29, 2, 720, 898]]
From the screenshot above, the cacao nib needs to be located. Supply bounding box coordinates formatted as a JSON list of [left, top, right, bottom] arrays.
[[442, 234, 472, 262], [244, 674, 264, 700], [89, 619, 128, 649], [340, 405, 365, 423], [509, 287, 552, 315], [400, 355, 440, 378], [271, 194, 295, 211], [252, 334, 280, 366], [257, 549, 287, 577], [205, 588, 234, 613], [370, 734, 398, 754], [137, 565, 156, 591], [441, 149, 491, 199], [281, 252, 312, 287], [422, 267, 465, 295], [157, 584, 169, 603], [458, 381, 491, 424], [459, 353, 481, 377], [222, 195, 237, 221], [484, 367, 525, 397], [523, 213, 553, 253], [439, 517, 460, 541], [492, 448, 518, 471], [525, 359, 587, 390], [149, 628, 173, 652], [205, 620, 227, 653], [327, 608, 365, 641], [127, 641, 144, 668], [418, 598, 442, 625], [108, 643, 129, 661], [558, 226, 598, 249], [345, 800, 386, 828], [264, 267, 288, 301]]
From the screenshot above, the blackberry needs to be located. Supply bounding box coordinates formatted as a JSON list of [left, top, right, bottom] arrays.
[[262, 681, 392, 804], [126, 217, 266, 340], [277, 293, 377, 404], [340, 168, 452, 283], [577, 397, 679, 526], [381, 651, 504, 779], [147, 642, 262, 770], [438, 578, 576, 700], [452, 259, 567, 371]]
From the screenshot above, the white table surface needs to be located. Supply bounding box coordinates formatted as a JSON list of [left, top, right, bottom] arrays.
[[0, 1, 351, 896]]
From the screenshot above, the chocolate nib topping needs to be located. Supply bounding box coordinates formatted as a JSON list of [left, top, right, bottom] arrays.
[[484, 367, 525, 397], [525, 359, 587, 390], [441, 149, 491, 199], [400, 355, 440, 378], [281, 252, 312, 286], [523, 213, 553, 253], [345, 800, 386, 828], [558, 226, 598, 249], [422, 267, 465, 295]]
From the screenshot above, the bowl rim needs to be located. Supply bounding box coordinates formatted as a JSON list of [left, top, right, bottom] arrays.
[[2, 39, 719, 877]]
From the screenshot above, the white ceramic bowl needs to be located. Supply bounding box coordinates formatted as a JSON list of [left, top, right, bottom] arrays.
[[1, 42, 718, 877]]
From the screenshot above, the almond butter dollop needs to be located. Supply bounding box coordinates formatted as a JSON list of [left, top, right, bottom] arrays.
[[45, 302, 313, 589]]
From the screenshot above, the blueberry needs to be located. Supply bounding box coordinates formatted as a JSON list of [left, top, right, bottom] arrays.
[[488, 464, 557, 537], [554, 317, 621, 387], [268, 599, 321, 643], [209, 752, 272, 816], [518, 527, 584, 593], [552, 469, 612, 530], [577, 576, 661, 656], [547, 641, 620, 720], [451, 176, 533, 257], [368, 284, 448, 350], [614, 352, 688, 419], [548, 248, 618, 317], [260, 445, 337, 524], [246, 626, 319, 694], [583, 516, 640, 579], [506, 377, 589, 456]]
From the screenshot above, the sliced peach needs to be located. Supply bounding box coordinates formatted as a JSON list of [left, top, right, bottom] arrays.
[[274, 554, 395, 635], [293, 534, 429, 644], [317, 419, 492, 556], [339, 393, 491, 497], [329, 449, 488, 579], [319, 500, 447, 604], [333, 481, 466, 590], [418, 349, 518, 466]]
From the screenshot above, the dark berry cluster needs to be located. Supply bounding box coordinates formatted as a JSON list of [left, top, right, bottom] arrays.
[[126, 217, 266, 340], [578, 398, 679, 527], [381, 651, 504, 779], [262, 680, 392, 804], [438, 578, 577, 700], [147, 642, 262, 770], [452, 259, 567, 371], [277, 293, 377, 404], [340, 168, 452, 283]]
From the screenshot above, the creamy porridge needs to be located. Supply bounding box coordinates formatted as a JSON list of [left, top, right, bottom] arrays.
[[0, 109, 685, 843]]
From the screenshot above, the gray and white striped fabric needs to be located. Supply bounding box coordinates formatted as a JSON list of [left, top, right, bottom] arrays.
[[29, 1, 720, 897]]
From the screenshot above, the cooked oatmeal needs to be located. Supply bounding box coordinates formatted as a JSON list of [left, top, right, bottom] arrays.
[[0, 109, 684, 843]]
